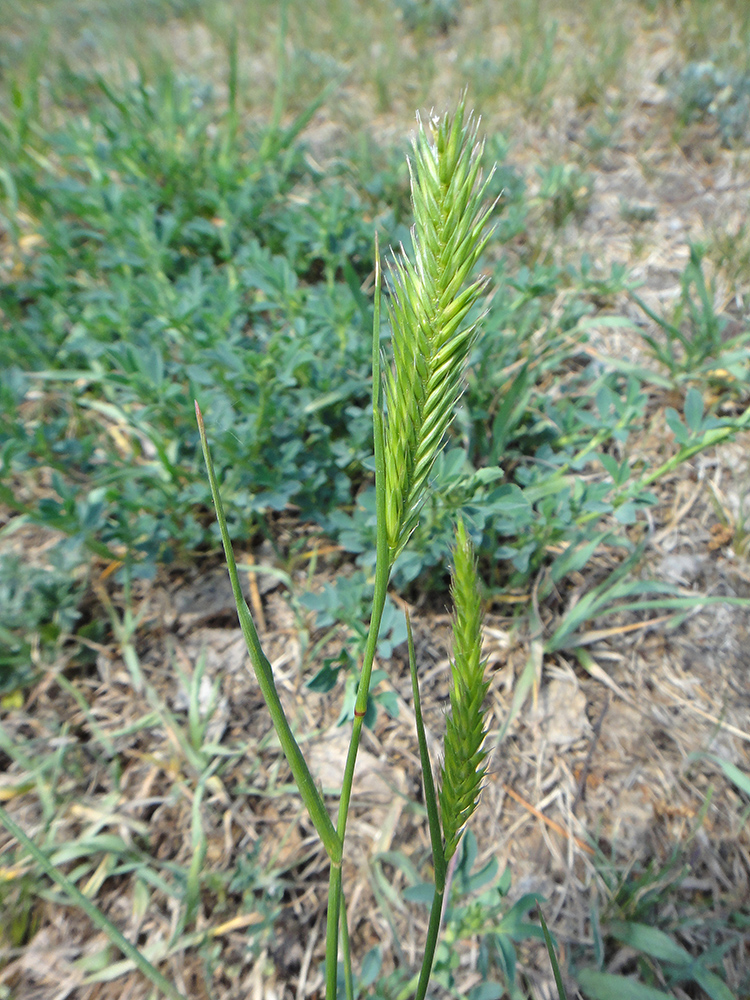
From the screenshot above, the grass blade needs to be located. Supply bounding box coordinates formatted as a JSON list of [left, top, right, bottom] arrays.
[[576, 969, 674, 1000], [0, 803, 187, 1000], [694, 967, 738, 1000], [608, 920, 692, 965], [195, 401, 341, 863], [538, 906, 568, 1000]]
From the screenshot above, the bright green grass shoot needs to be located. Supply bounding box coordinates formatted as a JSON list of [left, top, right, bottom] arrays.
[[199, 97, 494, 1000]]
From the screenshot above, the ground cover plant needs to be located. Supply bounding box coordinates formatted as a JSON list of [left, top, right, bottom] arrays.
[[2, 2, 750, 998]]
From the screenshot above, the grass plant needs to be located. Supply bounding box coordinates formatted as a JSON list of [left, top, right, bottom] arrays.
[[2, 6, 750, 996], [199, 100, 497, 999], [576, 786, 748, 1000], [631, 244, 750, 389]]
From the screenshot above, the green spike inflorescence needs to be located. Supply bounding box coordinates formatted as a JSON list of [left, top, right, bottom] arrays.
[[382, 101, 494, 561], [440, 520, 490, 862]]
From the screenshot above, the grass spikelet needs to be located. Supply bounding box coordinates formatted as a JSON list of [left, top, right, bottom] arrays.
[[440, 519, 489, 862], [382, 100, 494, 560]]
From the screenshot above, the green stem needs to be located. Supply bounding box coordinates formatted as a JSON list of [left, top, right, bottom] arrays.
[[637, 421, 748, 489], [325, 863, 343, 1000], [196, 402, 341, 864], [407, 609, 448, 998], [414, 884, 446, 1000], [0, 803, 187, 1000], [574, 412, 750, 532], [340, 238, 392, 833], [406, 611, 445, 891], [340, 886, 354, 1000], [336, 567, 389, 835], [325, 239, 393, 1000]]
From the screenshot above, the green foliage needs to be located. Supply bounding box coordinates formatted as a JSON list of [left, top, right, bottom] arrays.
[[540, 906, 569, 1000], [0, 562, 300, 995], [377, 831, 545, 998], [0, 66, 395, 577], [573, 18, 628, 108], [577, 927, 739, 1000], [534, 162, 594, 228], [584, 920, 737, 999], [572, 792, 745, 1000], [631, 244, 750, 388], [0, 872, 41, 949], [0, 542, 88, 691], [330, 256, 686, 598], [303, 585, 406, 730], [301, 572, 407, 661], [669, 59, 750, 146], [3, 31, 750, 999], [464, 16, 558, 112], [194, 100, 499, 1000], [8, 62, 741, 620], [394, 0, 459, 34], [324, 448, 511, 590]]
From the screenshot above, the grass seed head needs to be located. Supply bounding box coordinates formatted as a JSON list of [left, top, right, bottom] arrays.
[[382, 100, 494, 561], [440, 519, 489, 862]]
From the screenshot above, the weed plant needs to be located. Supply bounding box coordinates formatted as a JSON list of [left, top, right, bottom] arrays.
[[575, 793, 749, 1000], [0, 64, 387, 574], [0, 543, 88, 691], [631, 244, 750, 390]]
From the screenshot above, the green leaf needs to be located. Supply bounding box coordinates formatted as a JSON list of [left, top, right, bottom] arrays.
[[614, 500, 638, 524], [608, 921, 692, 966], [598, 451, 621, 481], [496, 894, 546, 937], [576, 970, 674, 1000], [375, 850, 422, 886], [539, 907, 568, 1000], [693, 967, 738, 1000], [684, 386, 704, 432], [704, 753, 750, 798], [196, 402, 342, 864], [491, 483, 532, 517], [497, 865, 512, 896], [465, 855, 498, 893], [468, 985, 504, 1000], [550, 533, 609, 583], [457, 827, 478, 877], [665, 407, 690, 444], [359, 946, 382, 988], [493, 932, 517, 983], [403, 882, 436, 905], [0, 804, 187, 1000], [306, 662, 341, 693], [375, 689, 400, 719]]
